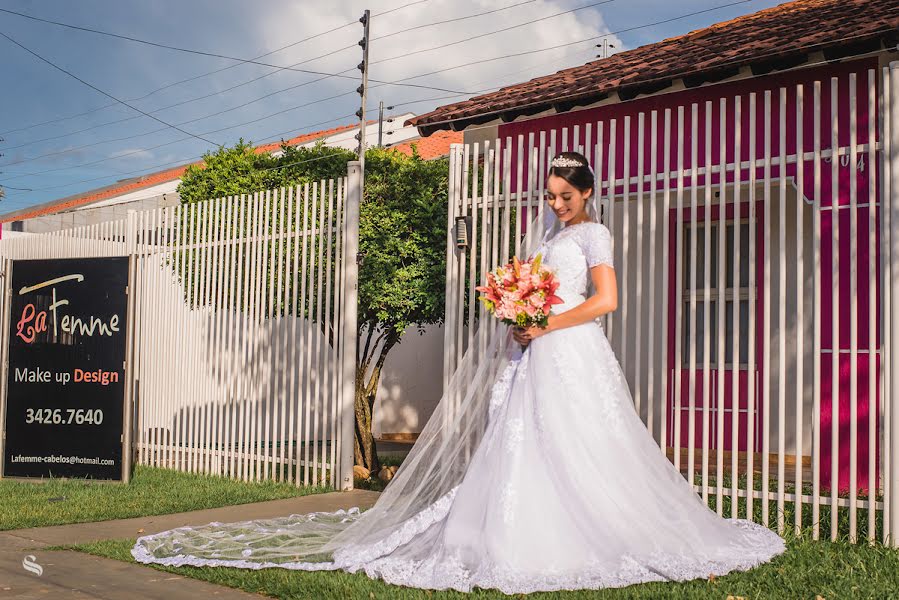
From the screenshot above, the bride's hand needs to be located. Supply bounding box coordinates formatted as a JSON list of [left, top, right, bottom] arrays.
[[512, 323, 550, 347], [512, 326, 530, 347]]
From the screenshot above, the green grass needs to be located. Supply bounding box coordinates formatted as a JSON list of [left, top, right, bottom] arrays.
[[22, 454, 899, 597], [0, 465, 332, 530], [64, 465, 899, 598], [68, 532, 899, 599]]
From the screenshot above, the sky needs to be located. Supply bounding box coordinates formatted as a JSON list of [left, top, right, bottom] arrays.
[[0, 0, 786, 213]]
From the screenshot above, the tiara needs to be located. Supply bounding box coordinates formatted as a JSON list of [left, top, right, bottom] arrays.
[[550, 156, 585, 168]]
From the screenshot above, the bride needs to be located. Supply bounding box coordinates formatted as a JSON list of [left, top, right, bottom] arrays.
[[133, 151, 786, 594]]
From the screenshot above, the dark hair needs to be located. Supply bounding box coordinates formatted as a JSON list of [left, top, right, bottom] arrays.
[[546, 151, 595, 199]]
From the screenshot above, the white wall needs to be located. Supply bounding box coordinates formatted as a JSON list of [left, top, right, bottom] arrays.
[[373, 323, 445, 438]]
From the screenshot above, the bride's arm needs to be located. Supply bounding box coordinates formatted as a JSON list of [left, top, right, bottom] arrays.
[[546, 264, 618, 331], [516, 264, 617, 343]]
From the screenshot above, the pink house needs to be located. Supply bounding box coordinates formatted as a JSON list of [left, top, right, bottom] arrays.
[[410, 0, 899, 495]]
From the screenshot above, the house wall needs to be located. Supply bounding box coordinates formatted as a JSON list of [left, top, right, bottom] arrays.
[[372, 323, 445, 439], [477, 53, 893, 491], [2, 187, 179, 234], [603, 180, 817, 457]]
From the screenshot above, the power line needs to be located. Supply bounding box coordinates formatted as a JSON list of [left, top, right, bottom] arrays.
[[371, 0, 536, 43], [3, 5, 545, 162], [0, 28, 219, 148], [0, 19, 359, 138], [1, 41, 481, 156], [371, 0, 616, 67], [1, 0, 598, 154], [1, 101, 385, 186], [0, 1, 771, 186], [387, 48, 599, 110], [0, 0, 685, 174], [373, 0, 434, 18], [1, 85, 361, 167], [1, 88, 364, 180], [0, 6, 473, 94], [0, 0, 748, 176], [0, 0, 435, 138], [4, 12, 887, 208], [0, 113, 381, 206], [386, 0, 756, 84]]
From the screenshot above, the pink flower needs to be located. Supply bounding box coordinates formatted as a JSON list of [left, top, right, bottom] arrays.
[[475, 253, 563, 329]]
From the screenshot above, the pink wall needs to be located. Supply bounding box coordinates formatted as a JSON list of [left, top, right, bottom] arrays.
[[496, 57, 883, 494]]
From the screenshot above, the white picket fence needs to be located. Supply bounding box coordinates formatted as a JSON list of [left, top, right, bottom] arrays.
[[444, 63, 899, 546], [0, 163, 361, 489]]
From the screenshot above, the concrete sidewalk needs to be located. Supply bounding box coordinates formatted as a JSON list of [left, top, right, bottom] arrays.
[[1, 488, 381, 599]]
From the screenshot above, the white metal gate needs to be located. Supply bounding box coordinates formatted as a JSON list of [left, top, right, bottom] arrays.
[[0, 162, 361, 490], [444, 63, 899, 546]]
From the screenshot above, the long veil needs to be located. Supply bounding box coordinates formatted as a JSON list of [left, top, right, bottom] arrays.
[[132, 198, 576, 570]]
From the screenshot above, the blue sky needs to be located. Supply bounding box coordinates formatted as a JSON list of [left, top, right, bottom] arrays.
[[0, 0, 785, 212]]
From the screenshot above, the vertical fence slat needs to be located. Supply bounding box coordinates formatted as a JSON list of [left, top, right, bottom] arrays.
[[867, 68, 878, 544], [830, 76, 841, 540], [661, 109, 671, 458], [813, 81, 823, 540], [849, 73, 860, 542], [795, 83, 806, 536], [731, 95, 742, 518]]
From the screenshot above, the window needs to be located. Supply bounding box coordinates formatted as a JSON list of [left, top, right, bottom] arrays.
[[681, 218, 753, 368]]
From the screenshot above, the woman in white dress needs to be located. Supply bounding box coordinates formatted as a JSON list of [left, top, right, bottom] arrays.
[[133, 151, 786, 594]]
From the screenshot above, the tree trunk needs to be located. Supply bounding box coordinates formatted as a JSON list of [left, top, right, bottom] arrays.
[[354, 331, 400, 473], [354, 366, 380, 473]]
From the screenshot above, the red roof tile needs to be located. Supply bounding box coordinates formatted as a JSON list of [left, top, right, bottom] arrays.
[[406, 0, 899, 134], [1, 161, 201, 223], [388, 130, 462, 159], [1, 119, 378, 223], [254, 120, 371, 154]]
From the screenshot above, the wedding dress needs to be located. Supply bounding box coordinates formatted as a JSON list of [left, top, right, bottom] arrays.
[[133, 210, 786, 595]]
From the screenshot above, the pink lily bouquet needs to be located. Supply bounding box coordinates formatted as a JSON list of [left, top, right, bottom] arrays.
[[475, 254, 564, 328]]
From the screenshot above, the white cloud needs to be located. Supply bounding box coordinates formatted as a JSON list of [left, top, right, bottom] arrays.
[[249, 0, 621, 113]]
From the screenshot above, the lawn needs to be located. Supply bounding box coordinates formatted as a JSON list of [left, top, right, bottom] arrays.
[[21, 458, 898, 598], [64, 468, 899, 599], [70, 532, 899, 599], [0, 465, 332, 530]]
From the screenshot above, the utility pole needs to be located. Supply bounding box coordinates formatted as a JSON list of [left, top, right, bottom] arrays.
[[355, 10, 371, 178]]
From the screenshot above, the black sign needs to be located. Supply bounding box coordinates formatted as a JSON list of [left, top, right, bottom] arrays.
[[2, 257, 130, 480]]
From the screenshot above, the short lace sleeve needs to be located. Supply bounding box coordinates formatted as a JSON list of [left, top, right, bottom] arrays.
[[583, 223, 614, 268]]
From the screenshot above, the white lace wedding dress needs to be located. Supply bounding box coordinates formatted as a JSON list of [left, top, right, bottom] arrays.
[[133, 219, 786, 595]]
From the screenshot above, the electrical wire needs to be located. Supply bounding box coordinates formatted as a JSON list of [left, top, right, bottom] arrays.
[[371, 0, 616, 67], [0, 116, 377, 207], [0, 6, 474, 94], [1, 0, 605, 154], [8, 29, 889, 205], [7, 0, 848, 204], [386, 0, 756, 85], [0, 87, 369, 180], [0, 18, 359, 137], [0, 29, 219, 147], [371, 0, 536, 43], [0, 0, 434, 137]]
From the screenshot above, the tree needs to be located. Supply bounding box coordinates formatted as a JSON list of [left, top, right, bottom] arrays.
[[176, 139, 448, 475], [354, 147, 448, 473]]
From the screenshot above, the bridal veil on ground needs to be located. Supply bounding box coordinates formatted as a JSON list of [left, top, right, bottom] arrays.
[[133, 210, 786, 594]]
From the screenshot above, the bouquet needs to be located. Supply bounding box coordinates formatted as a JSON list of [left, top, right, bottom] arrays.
[[475, 253, 564, 329]]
